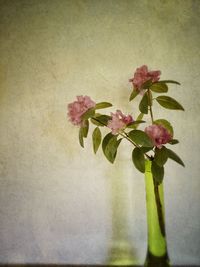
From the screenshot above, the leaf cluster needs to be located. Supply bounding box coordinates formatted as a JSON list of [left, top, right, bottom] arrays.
[[129, 80, 184, 114]]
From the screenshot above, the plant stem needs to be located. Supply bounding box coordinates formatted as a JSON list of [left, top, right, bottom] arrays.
[[121, 131, 151, 160], [90, 117, 108, 127], [147, 89, 154, 124], [147, 89, 165, 237], [119, 132, 136, 146], [91, 117, 151, 160], [152, 178, 166, 237]]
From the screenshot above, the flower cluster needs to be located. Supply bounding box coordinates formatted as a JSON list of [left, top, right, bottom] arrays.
[[145, 124, 172, 149], [67, 65, 184, 182], [107, 110, 133, 135], [67, 95, 96, 126], [129, 65, 161, 92]]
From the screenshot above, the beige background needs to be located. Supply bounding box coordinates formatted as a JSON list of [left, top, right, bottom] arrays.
[[0, 0, 200, 264]]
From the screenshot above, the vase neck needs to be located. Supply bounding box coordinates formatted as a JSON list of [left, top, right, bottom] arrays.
[[145, 160, 168, 257]]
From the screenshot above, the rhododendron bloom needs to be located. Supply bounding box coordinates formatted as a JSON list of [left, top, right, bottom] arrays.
[[68, 95, 96, 126], [145, 124, 172, 149], [129, 65, 161, 91], [107, 110, 133, 135]]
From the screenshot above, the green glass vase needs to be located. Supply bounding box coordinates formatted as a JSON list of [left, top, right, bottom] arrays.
[[144, 160, 170, 267]]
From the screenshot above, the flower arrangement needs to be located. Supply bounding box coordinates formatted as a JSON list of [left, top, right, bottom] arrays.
[[68, 65, 184, 184]]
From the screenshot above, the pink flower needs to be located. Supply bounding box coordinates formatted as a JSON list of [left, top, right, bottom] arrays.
[[145, 124, 172, 149], [68, 95, 96, 126], [107, 110, 133, 135], [129, 65, 161, 91]]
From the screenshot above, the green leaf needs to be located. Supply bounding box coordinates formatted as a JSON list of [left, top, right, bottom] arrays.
[[168, 139, 179, 145], [140, 146, 153, 153], [81, 108, 95, 120], [105, 137, 122, 164], [150, 82, 168, 93], [95, 102, 112, 109], [154, 147, 168, 166], [129, 89, 139, 101], [92, 127, 102, 154], [90, 118, 103, 126], [154, 119, 174, 137], [156, 96, 184, 111], [167, 148, 185, 167], [79, 120, 90, 147], [157, 80, 181, 85], [102, 132, 114, 151], [141, 80, 152, 89], [136, 113, 144, 121], [139, 92, 148, 114], [102, 133, 122, 163], [128, 113, 145, 130], [128, 130, 153, 147], [82, 120, 89, 137], [152, 161, 164, 184], [79, 127, 84, 148], [126, 120, 145, 128], [132, 147, 145, 173], [91, 114, 111, 126]]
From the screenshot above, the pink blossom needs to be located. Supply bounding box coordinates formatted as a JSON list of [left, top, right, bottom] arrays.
[[107, 110, 133, 135], [129, 65, 161, 91], [145, 124, 172, 149], [68, 95, 96, 126]]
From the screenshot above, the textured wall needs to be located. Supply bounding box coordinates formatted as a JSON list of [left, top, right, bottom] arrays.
[[0, 0, 200, 264]]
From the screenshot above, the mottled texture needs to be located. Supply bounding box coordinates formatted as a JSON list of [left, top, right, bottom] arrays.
[[0, 0, 200, 265]]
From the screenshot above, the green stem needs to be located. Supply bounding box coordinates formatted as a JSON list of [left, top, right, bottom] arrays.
[[121, 131, 151, 160], [147, 90, 165, 237], [90, 117, 107, 127], [120, 131, 138, 147], [91, 117, 151, 160], [152, 178, 166, 237], [147, 89, 154, 124]]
